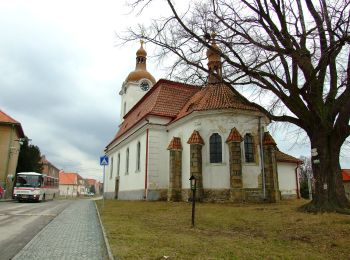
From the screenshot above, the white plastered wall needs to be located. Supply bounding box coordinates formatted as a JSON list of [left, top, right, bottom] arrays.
[[277, 162, 298, 196], [105, 130, 147, 195], [167, 110, 267, 190], [147, 128, 169, 190], [120, 80, 153, 119]]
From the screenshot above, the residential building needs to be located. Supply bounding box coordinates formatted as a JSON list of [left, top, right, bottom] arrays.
[[86, 178, 101, 195], [40, 155, 60, 179], [104, 39, 301, 202], [59, 171, 85, 197], [0, 110, 25, 196]]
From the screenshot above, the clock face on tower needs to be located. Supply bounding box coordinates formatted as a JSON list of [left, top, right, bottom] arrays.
[[140, 80, 150, 91]]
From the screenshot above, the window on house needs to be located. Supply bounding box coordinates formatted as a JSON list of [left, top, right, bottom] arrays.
[[123, 102, 127, 116], [126, 148, 129, 175], [210, 133, 222, 163], [117, 153, 120, 177], [244, 133, 255, 163], [109, 157, 114, 179], [136, 141, 141, 171]]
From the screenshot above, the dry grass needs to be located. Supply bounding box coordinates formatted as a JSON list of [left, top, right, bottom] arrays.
[[97, 199, 350, 260]]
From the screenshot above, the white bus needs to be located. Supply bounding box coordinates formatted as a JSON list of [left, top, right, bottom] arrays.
[[13, 172, 59, 202]]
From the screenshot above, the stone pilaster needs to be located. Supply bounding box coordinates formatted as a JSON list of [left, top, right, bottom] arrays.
[[263, 132, 280, 202], [226, 127, 243, 202], [190, 144, 203, 200], [167, 137, 182, 201], [187, 130, 204, 201]]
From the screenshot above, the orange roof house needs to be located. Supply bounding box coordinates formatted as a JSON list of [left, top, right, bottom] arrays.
[[59, 172, 79, 185], [0, 110, 25, 137], [59, 171, 86, 197]]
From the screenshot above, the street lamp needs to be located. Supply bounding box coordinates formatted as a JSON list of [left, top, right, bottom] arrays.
[[189, 175, 197, 227]]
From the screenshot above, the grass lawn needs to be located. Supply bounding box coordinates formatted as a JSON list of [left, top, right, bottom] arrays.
[[97, 199, 350, 259]]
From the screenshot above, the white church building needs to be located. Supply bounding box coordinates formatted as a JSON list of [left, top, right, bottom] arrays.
[[104, 38, 301, 202]]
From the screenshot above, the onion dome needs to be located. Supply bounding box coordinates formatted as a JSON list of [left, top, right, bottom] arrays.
[[136, 41, 147, 57], [125, 40, 156, 84], [206, 32, 222, 83]]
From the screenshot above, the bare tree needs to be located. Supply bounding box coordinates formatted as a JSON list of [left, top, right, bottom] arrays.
[[122, 0, 350, 212]]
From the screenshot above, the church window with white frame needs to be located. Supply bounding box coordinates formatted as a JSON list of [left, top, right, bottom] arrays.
[[126, 148, 129, 175], [244, 133, 255, 163], [136, 141, 141, 172], [117, 153, 120, 177], [209, 133, 222, 163], [109, 157, 114, 179]]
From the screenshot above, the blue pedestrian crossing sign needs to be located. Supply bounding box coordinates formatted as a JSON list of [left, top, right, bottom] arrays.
[[100, 155, 109, 166]]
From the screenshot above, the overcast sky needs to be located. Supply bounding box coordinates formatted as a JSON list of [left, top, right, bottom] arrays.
[[0, 1, 348, 181]]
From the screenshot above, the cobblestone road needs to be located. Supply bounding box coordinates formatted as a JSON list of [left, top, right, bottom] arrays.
[[13, 200, 109, 260]]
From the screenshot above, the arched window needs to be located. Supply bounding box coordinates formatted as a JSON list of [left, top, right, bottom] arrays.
[[244, 134, 255, 163], [126, 148, 129, 175], [136, 141, 141, 171], [210, 133, 222, 163], [109, 157, 114, 179], [117, 153, 120, 177]]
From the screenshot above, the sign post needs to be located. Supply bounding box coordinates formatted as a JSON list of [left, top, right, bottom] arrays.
[[100, 155, 109, 208]]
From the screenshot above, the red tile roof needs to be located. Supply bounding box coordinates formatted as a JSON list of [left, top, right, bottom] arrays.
[[263, 132, 277, 146], [226, 127, 243, 143], [167, 137, 182, 150], [187, 130, 204, 145], [59, 172, 79, 185], [342, 169, 350, 182], [175, 83, 259, 122], [0, 110, 19, 123], [275, 150, 302, 164], [86, 178, 97, 186], [107, 80, 265, 148], [0, 110, 25, 137], [107, 79, 201, 146]]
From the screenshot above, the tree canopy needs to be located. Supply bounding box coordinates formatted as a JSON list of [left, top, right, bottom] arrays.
[[16, 138, 43, 173]]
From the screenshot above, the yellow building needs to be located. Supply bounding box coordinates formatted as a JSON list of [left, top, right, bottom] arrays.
[[0, 110, 25, 194]]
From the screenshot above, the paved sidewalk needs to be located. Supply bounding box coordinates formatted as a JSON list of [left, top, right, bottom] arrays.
[[13, 199, 109, 260]]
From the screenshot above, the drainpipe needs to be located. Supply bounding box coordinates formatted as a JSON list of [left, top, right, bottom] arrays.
[[258, 117, 266, 200], [144, 128, 149, 200]]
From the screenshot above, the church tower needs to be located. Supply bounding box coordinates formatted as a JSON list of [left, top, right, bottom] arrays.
[[119, 40, 156, 120]]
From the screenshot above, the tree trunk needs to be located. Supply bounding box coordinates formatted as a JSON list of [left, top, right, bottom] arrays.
[[303, 130, 350, 213]]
